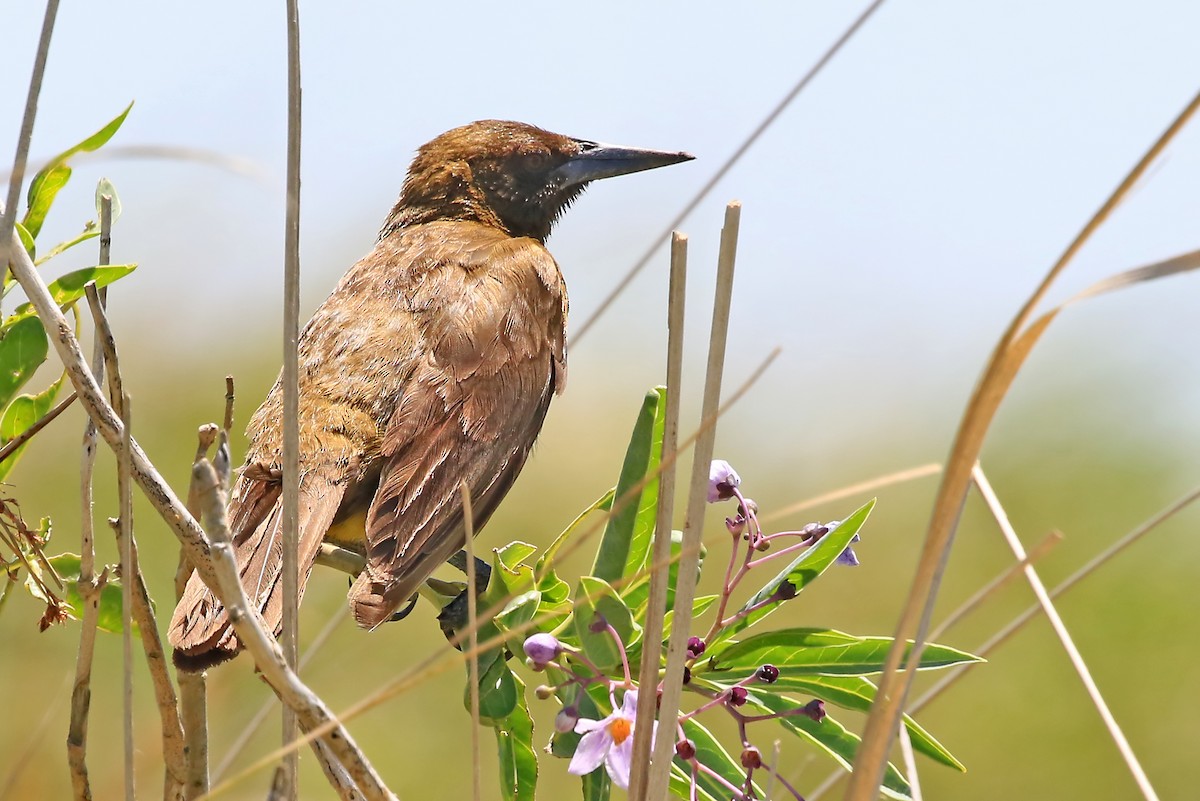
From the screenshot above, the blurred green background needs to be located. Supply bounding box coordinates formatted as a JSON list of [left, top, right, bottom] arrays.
[[3, 2, 1200, 799]]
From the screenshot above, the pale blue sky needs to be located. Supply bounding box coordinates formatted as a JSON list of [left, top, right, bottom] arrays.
[[4, 0, 1200, 462]]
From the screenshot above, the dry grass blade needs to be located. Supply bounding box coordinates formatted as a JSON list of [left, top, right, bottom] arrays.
[[571, 0, 890, 345], [845, 87, 1200, 800], [762, 463, 942, 525], [897, 724, 921, 801], [648, 202, 742, 800], [629, 232, 687, 801], [971, 465, 1160, 801]]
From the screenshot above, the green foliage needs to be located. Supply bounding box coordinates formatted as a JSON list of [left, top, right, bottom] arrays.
[[462, 388, 980, 801]]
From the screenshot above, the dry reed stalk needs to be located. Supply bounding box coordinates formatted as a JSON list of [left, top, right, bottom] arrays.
[[646, 202, 742, 800], [971, 465, 1160, 801], [845, 88, 1200, 800], [628, 232, 687, 801], [118, 396, 135, 801], [280, 0, 304, 796], [461, 483, 482, 801]]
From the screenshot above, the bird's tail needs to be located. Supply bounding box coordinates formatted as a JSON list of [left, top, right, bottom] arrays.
[[169, 470, 346, 671]]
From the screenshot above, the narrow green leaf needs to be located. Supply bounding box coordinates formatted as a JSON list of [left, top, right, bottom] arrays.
[[748, 690, 913, 800], [708, 628, 982, 675], [592, 388, 664, 583], [38, 103, 133, 174], [13, 222, 36, 263], [669, 764, 721, 801], [35, 222, 99, 265], [709, 499, 875, 649], [7, 264, 138, 326], [494, 674, 537, 801], [574, 576, 639, 670], [763, 674, 965, 771], [537, 488, 614, 577], [22, 165, 71, 239], [0, 369, 66, 482], [0, 316, 49, 409]]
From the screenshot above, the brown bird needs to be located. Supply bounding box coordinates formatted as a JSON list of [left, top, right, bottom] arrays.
[[169, 120, 692, 670]]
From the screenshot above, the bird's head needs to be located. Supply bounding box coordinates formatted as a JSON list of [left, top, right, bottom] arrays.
[[383, 120, 693, 242]]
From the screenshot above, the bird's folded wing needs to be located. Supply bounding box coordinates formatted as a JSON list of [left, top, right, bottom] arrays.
[[348, 236, 566, 628]]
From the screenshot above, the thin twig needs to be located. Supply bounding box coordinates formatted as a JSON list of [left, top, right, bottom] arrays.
[[119, 395, 135, 801], [213, 607, 349, 782], [0, 0, 61, 282], [971, 465, 1160, 801], [191, 459, 394, 801], [66, 201, 111, 801], [280, 2, 304, 796], [571, 0, 890, 345], [761, 463, 942, 525], [846, 87, 1200, 800], [629, 232, 687, 801], [0, 390, 77, 465], [461, 483, 482, 801], [648, 202, 741, 800]]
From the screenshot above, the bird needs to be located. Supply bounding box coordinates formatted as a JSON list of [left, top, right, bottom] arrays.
[[168, 120, 693, 670]]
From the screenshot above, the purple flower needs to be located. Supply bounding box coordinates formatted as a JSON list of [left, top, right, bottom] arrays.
[[687, 636, 706, 659], [823, 520, 861, 567], [707, 460, 741, 503], [555, 706, 580, 734], [523, 633, 562, 669], [568, 690, 657, 790], [728, 686, 748, 707]]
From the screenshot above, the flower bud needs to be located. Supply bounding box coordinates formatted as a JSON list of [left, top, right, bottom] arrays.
[[740, 746, 763, 770], [534, 684, 555, 700], [728, 686, 748, 707], [707, 460, 741, 503], [774, 580, 797, 601], [675, 739, 697, 760], [686, 636, 706, 659], [554, 706, 580, 733], [756, 664, 779, 684], [588, 613, 609, 634], [802, 699, 827, 722], [522, 632, 562, 669]]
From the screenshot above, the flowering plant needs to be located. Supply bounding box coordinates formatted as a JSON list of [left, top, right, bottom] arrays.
[[456, 388, 980, 800]]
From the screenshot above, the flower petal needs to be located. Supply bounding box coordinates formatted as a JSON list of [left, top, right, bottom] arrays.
[[619, 689, 640, 718], [568, 728, 612, 777], [605, 730, 634, 789], [574, 715, 607, 734]]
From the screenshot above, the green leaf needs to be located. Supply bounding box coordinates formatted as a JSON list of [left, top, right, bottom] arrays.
[[0, 369, 66, 482], [536, 488, 614, 578], [35, 222, 99, 265], [468, 650, 519, 721], [669, 764, 721, 801], [678, 716, 758, 800], [43, 553, 129, 634], [550, 683, 607, 758], [747, 689, 913, 800], [592, 388, 665, 583], [494, 674, 537, 801], [94, 177, 122, 225], [18, 103, 132, 245], [622, 529, 704, 614], [574, 576, 639, 670], [581, 768, 611, 801], [763, 674, 965, 771], [0, 316, 49, 409], [22, 165, 71, 240], [710, 499, 875, 648], [14, 222, 36, 262], [7, 264, 138, 325], [706, 628, 982, 676]]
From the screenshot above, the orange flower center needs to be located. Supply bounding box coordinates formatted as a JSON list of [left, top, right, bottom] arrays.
[[608, 717, 632, 745]]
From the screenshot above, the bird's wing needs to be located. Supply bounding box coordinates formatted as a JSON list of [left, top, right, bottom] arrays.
[[348, 233, 566, 628]]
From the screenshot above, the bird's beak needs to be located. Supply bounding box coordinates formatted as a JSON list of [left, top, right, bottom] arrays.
[[554, 140, 695, 188]]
